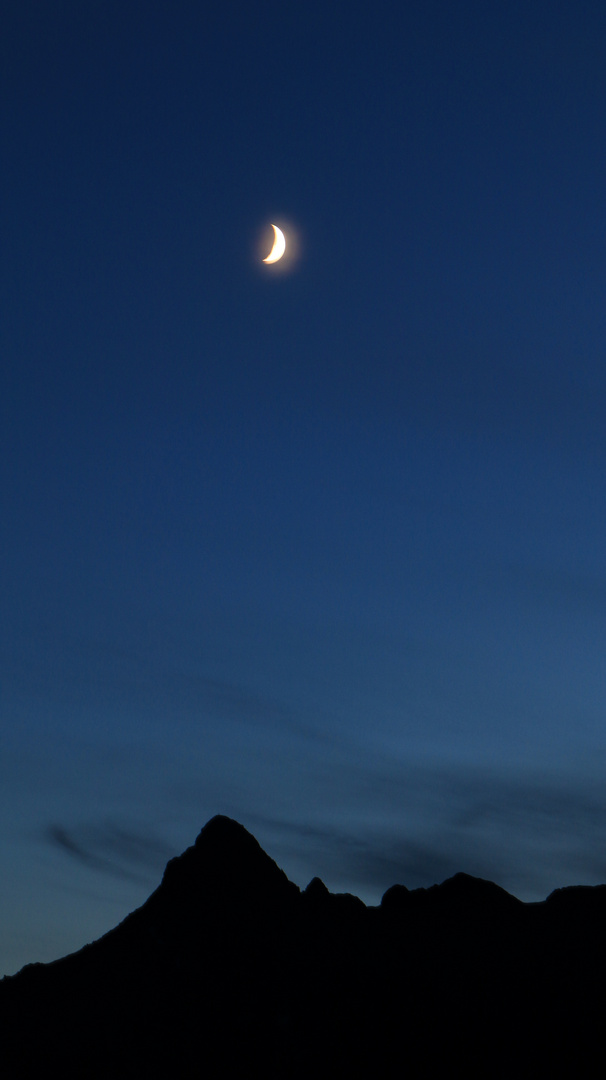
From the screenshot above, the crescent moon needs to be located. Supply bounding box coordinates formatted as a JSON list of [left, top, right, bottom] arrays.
[[263, 224, 286, 264]]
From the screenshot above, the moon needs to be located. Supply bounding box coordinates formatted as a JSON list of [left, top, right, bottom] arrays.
[[263, 224, 286, 264]]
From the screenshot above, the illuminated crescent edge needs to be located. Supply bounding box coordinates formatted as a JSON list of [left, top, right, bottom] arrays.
[[263, 224, 286, 263]]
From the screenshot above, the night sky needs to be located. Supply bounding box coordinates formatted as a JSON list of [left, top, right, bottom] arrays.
[[3, 0, 606, 976]]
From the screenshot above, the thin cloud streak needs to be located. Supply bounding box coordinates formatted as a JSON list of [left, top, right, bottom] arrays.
[[47, 823, 175, 885], [247, 760, 606, 903]]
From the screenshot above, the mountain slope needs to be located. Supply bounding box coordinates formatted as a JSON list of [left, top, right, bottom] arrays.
[[2, 816, 605, 1077]]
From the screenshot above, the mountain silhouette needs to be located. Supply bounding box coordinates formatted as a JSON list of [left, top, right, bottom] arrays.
[[2, 815, 605, 1077]]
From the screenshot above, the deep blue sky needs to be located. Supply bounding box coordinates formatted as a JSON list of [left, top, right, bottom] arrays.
[[2, 0, 606, 974]]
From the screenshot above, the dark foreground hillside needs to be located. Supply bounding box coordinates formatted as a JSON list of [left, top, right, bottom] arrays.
[[2, 815, 605, 1077]]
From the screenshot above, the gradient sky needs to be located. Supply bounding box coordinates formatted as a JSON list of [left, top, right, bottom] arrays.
[[2, 0, 606, 976]]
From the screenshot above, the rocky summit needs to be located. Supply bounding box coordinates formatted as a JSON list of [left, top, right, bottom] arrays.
[[2, 815, 605, 1077]]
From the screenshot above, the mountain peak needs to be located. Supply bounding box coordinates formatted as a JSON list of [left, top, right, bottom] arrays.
[[197, 813, 248, 835], [150, 815, 298, 919], [434, 871, 521, 903], [3, 816, 606, 1076], [193, 813, 260, 849]]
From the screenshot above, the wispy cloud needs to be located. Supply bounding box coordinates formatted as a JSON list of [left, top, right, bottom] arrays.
[[46, 822, 175, 884], [3, 616, 320, 739], [248, 759, 606, 902]]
